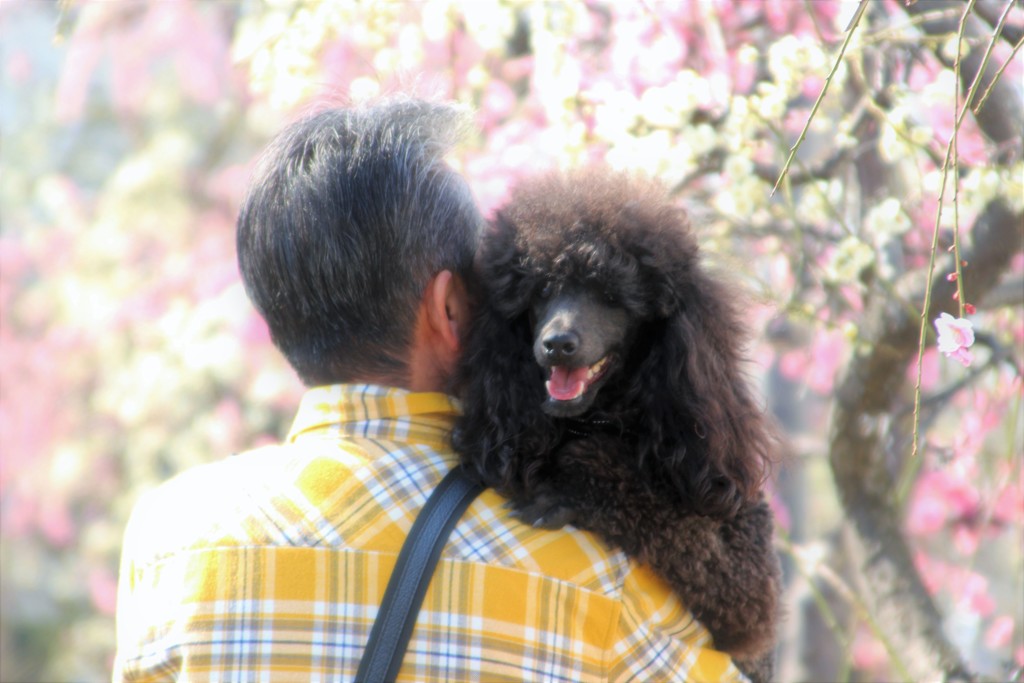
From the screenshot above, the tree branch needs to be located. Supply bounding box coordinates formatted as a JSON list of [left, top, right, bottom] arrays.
[[830, 201, 1023, 682], [974, 0, 1024, 47], [903, 0, 1024, 162], [980, 274, 1024, 310], [826, 2, 1024, 680]]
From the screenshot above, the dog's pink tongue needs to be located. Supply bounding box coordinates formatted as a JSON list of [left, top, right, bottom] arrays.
[[546, 366, 588, 401]]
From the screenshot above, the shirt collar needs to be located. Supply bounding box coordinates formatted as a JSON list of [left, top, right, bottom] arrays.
[[286, 383, 461, 444]]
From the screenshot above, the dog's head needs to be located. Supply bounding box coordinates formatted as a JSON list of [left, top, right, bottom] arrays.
[[480, 168, 699, 418], [531, 283, 635, 417]]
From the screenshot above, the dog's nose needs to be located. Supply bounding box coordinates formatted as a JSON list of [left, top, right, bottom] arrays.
[[542, 332, 579, 360]]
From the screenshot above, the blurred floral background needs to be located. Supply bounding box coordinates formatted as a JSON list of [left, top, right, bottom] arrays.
[[0, 1, 1021, 681]]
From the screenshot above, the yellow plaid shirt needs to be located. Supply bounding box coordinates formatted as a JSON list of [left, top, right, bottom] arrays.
[[114, 384, 745, 682]]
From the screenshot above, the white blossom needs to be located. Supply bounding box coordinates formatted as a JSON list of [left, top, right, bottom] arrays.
[[1003, 162, 1024, 213], [825, 236, 875, 283], [865, 197, 911, 245], [935, 313, 975, 367]]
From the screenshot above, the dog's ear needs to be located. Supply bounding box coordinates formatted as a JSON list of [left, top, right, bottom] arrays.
[[455, 208, 560, 495], [477, 214, 536, 318], [452, 277, 559, 497], [631, 269, 776, 517], [621, 202, 699, 320]]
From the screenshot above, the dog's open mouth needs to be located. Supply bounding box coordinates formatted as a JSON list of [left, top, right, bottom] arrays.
[[545, 355, 612, 402]]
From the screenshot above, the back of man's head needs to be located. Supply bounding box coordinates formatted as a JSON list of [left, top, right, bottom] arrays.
[[237, 98, 482, 387]]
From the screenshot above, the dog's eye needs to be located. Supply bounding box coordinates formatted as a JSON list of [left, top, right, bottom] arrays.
[[539, 283, 552, 299]]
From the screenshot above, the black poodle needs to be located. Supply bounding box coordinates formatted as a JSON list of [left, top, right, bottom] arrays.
[[453, 167, 782, 680]]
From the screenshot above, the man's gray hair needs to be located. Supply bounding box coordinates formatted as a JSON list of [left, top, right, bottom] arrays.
[[237, 98, 483, 386]]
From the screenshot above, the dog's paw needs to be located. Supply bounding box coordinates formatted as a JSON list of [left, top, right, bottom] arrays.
[[512, 493, 580, 530]]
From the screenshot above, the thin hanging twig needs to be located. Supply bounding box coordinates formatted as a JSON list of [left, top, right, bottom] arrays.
[[771, 0, 869, 197]]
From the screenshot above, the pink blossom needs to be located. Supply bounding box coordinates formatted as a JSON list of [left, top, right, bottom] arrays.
[[952, 525, 980, 556], [53, 23, 104, 122], [984, 615, 1014, 650], [851, 627, 889, 672], [906, 348, 942, 392], [480, 80, 516, 132], [5, 50, 32, 85], [961, 572, 995, 616], [240, 312, 272, 346], [906, 492, 947, 535], [934, 313, 975, 367], [914, 550, 942, 595], [907, 469, 979, 536], [89, 568, 119, 616], [991, 482, 1024, 525], [39, 502, 76, 548], [778, 329, 846, 394]]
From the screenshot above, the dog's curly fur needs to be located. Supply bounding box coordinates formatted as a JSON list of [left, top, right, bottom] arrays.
[[452, 168, 782, 678]]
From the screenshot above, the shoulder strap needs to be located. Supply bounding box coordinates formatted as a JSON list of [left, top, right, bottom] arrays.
[[355, 466, 484, 683]]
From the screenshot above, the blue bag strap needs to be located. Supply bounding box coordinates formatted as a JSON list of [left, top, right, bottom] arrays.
[[355, 466, 484, 683]]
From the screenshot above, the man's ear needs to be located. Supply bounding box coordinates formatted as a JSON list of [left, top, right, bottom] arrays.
[[409, 269, 472, 393], [425, 269, 469, 354]]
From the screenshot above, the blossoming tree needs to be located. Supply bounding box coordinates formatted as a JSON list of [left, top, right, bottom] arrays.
[[1, 1, 1020, 680]]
